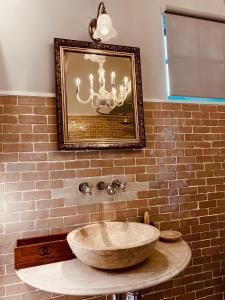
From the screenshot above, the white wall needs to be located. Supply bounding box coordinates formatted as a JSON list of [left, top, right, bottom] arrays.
[[0, 0, 225, 99]]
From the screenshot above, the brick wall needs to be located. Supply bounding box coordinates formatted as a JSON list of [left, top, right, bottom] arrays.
[[1, 95, 225, 300], [68, 115, 135, 140]]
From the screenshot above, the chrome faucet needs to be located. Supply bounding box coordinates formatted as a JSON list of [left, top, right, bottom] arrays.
[[97, 181, 115, 195], [111, 179, 127, 192], [97, 180, 127, 195], [79, 182, 93, 195]]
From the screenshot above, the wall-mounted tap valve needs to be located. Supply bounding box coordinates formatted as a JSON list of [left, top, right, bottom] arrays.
[[79, 182, 93, 195], [111, 179, 127, 192]]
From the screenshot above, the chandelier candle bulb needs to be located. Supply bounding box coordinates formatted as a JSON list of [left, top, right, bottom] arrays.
[[120, 85, 124, 95], [112, 87, 116, 98], [75, 78, 80, 93], [99, 70, 105, 86], [124, 76, 128, 89], [111, 71, 115, 85], [89, 74, 94, 88]]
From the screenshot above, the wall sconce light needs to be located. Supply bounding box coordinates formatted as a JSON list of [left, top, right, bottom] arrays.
[[89, 2, 117, 43]]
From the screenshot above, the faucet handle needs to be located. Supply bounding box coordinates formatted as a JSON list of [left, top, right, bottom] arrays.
[[79, 182, 93, 195], [120, 181, 127, 192]]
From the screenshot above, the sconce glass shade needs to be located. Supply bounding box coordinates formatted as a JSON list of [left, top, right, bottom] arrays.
[[93, 13, 117, 42]]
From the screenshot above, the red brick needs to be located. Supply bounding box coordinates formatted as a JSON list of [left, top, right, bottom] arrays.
[[125, 166, 145, 174], [1, 115, 17, 124], [46, 97, 56, 106], [114, 158, 135, 166], [91, 159, 113, 168], [50, 170, 75, 179], [77, 168, 101, 177], [0, 133, 20, 142], [19, 153, 47, 161], [18, 115, 47, 124], [33, 106, 56, 115], [23, 190, 51, 201], [3, 143, 33, 153], [102, 167, 124, 176], [4, 105, 32, 114], [34, 143, 57, 152], [6, 162, 35, 172], [3, 124, 32, 133], [21, 134, 49, 142], [5, 221, 34, 233], [37, 162, 64, 171], [35, 218, 63, 229], [0, 95, 17, 105], [136, 174, 156, 182], [50, 207, 77, 217], [64, 215, 89, 226], [115, 209, 137, 219], [18, 96, 45, 105], [36, 180, 63, 190], [103, 201, 126, 211], [21, 171, 49, 181], [77, 203, 102, 214], [90, 211, 114, 222], [48, 152, 75, 161], [5, 182, 35, 192], [76, 151, 100, 159], [138, 190, 159, 199], [33, 124, 56, 133]]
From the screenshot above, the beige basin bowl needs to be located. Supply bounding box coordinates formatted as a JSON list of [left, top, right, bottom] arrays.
[[67, 221, 160, 269]]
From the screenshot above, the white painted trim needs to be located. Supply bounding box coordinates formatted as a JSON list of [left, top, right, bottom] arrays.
[[0, 90, 55, 97]]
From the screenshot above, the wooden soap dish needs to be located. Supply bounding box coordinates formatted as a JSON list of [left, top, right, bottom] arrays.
[[159, 230, 182, 242]]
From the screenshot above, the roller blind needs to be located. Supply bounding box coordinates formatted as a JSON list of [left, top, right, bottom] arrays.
[[165, 12, 225, 99]]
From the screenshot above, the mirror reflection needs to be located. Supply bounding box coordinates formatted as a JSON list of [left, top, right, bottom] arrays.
[[64, 51, 136, 141]]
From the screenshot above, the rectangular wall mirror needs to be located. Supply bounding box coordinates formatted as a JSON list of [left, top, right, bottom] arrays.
[[54, 38, 146, 150]]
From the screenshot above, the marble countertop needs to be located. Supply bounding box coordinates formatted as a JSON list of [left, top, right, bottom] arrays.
[[16, 240, 191, 296]]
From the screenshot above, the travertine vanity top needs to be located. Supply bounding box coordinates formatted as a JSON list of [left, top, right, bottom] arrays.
[[16, 240, 191, 296]]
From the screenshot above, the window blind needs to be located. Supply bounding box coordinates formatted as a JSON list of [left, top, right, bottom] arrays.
[[165, 12, 225, 99]]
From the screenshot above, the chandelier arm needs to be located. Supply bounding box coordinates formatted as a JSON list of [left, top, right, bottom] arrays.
[[90, 93, 103, 108], [92, 93, 99, 108], [76, 93, 93, 104]]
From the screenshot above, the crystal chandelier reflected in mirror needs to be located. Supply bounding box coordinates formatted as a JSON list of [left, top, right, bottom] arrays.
[[75, 55, 131, 110]]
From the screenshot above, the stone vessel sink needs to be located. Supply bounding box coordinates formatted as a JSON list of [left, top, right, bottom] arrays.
[[67, 221, 160, 269]]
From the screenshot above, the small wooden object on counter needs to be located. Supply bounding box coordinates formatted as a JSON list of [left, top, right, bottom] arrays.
[[144, 211, 150, 225], [159, 230, 182, 242], [14, 233, 75, 270]]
